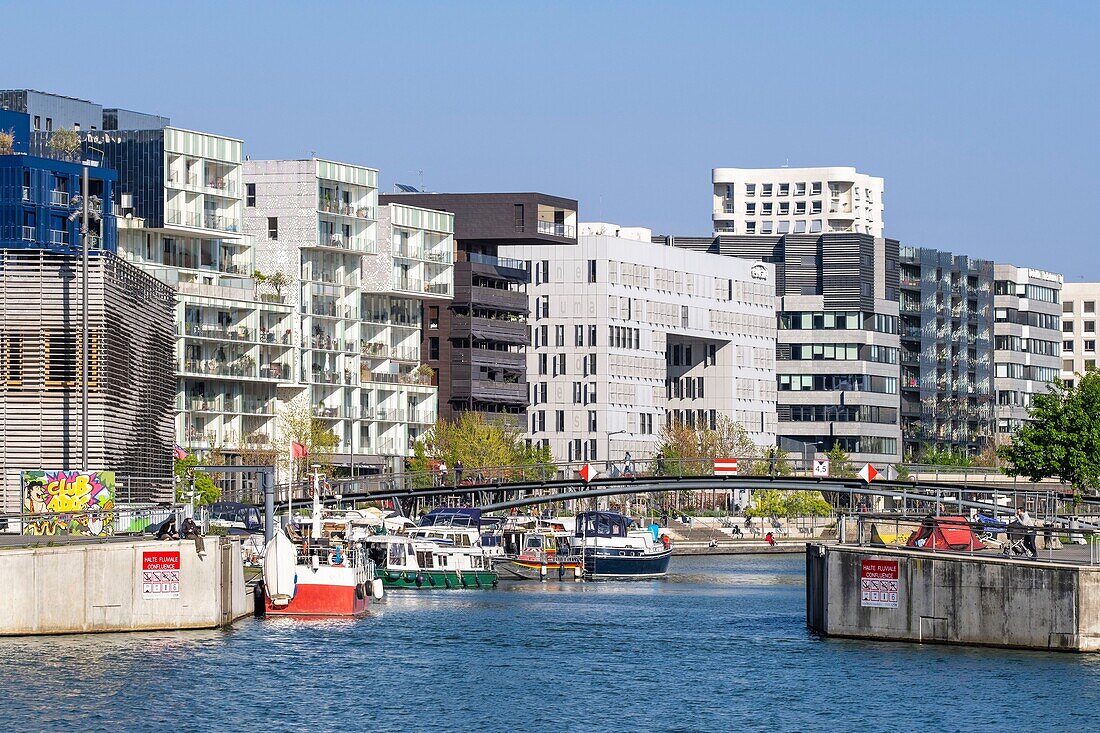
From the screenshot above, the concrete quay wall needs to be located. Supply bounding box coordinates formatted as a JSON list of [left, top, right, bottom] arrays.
[[0, 537, 250, 635], [806, 544, 1100, 652]]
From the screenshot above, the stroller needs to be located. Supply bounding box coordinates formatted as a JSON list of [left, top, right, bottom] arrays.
[[1002, 519, 1036, 558], [973, 513, 1008, 549]]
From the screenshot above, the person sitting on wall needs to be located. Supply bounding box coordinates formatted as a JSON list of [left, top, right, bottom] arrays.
[[155, 516, 178, 541], [181, 517, 205, 555]]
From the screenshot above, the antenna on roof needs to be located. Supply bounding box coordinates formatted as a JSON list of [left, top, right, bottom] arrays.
[[418, 169, 424, 192], [782, 158, 790, 168]]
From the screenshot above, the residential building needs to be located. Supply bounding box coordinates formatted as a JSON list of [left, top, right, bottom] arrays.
[[243, 159, 453, 473], [93, 124, 295, 465], [993, 265, 1062, 436], [0, 89, 104, 132], [712, 167, 884, 237], [662, 232, 903, 464], [0, 110, 118, 256], [379, 192, 578, 426], [1060, 282, 1100, 386], [898, 246, 995, 458], [503, 223, 776, 464]]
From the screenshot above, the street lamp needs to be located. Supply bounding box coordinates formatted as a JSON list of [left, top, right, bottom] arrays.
[[606, 430, 627, 472]]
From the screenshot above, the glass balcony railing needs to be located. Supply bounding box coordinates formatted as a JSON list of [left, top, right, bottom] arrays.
[[21, 226, 35, 242], [536, 221, 575, 238], [50, 190, 70, 206], [468, 252, 526, 270]]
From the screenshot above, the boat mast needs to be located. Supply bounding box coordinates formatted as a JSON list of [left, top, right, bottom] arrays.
[[312, 464, 322, 539]]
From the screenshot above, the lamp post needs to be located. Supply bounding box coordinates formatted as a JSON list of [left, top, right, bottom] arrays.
[[606, 429, 626, 473]]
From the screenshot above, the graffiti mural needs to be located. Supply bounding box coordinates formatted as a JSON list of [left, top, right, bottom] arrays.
[[22, 470, 116, 536]]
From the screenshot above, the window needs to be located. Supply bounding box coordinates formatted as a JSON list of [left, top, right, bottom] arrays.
[[1087, 302, 1096, 314], [45, 331, 77, 387], [555, 410, 565, 432], [1064, 340, 1074, 352], [1087, 340, 1096, 352], [811, 182, 822, 195], [588, 325, 597, 346], [514, 204, 525, 232], [793, 221, 807, 234], [778, 183, 789, 196], [778, 202, 789, 215], [538, 353, 547, 375], [745, 222, 756, 234], [795, 182, 806, 196], [555, 324, 564, 347], [745, 183, 756, 196], [794, 202, 806, 214], [1087, 321, 1096, 334], [760, 221, 773, 234], [777, 221, 790, 234], [587, 260, 597, 283], [761, 184, 773, 196], [573, 382, 582, 404], [267, 217, 278, 240], [1063, 321, 1074, 333], [33, 115, 40, 131], [811, 200, 822, 214], [428, 337, 439, 360], [810, 220, 822, 233], [245, 183, 256, 207], [588, 411, 597, 432], [428, 306, 439, 329], [762, 203, 773, 215], [45, 117, 53, 132], [575, 325, 584, 346], [745, 203, 756, 215], [1063, 301, 1075, 313], [2, 332, 23, 386]]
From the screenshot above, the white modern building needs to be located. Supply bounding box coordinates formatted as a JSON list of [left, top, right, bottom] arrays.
[[243, 159, 453, 474], [712, 166, 884, 237], [1060, 283, 1100, 387], [993, 264, 1062, 436], [502, 223, 777, 465], [102, 126, 295, 462]]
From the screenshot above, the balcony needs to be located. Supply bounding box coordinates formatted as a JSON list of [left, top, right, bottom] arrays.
[[319, 200, 376, 220], [166, 209, 241, 233], [468, 252, 527, 272], [260, 362, 292, 381], [182, 358, 257, 379], [181, 323, 256, 341], [50, 190, 70, 207], [455, 347, 525, 371], [394, 243, 453, 264], [473, 411, 525, 430], [454, 284, 529, 312], [394, 278, 452, 297], [21, 226, 35, 242], [451, 314, 529, 345], [458, 378, 528, 404], [49, 229, 69, 246], [316, 232, 374, 253], [22, 186, 30, 202], [536, 220, 575, 238]]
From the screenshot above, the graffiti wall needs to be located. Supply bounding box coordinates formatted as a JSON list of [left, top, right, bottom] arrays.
[[22, 470, 116, 536]]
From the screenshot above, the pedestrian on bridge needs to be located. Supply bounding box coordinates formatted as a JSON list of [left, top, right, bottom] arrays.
[[454, 460, 464, 487], [438, 461, 448, 488]]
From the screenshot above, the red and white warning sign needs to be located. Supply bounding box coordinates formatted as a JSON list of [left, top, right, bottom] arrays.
[[578, 463, 598, 483], [860, 558, 899, 608], [142, 550, 181, 599], [713, 458, 739, 475], [859, 463, 878, 483]]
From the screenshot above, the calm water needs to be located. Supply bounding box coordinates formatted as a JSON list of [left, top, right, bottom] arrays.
[[2, 554, 1099, 732]]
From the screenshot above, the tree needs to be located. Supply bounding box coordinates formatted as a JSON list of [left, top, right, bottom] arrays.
[[917, 446, 974, 468], [408, 412, 556, 486], [0, 129, 14, 155], [746, 488, 832, 518], [1000, 374, 1100, 493], [655, 415, 761, 476], [174, 455, 221, 505], [280, 404, 341, 479], [252, 270, 291, 299], [47, 127, 81, 160], [746, 447, 794, 477], [826, 445, 856, 478]]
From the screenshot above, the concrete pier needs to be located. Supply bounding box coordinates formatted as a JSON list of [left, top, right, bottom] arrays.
[[0, 537, 250, 635], [806, 543, 1100, 652]]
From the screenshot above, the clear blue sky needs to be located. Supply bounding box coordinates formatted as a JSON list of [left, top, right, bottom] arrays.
[[6, 1, 1099, 277]]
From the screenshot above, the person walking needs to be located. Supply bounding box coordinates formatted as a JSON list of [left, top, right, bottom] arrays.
[[1016, 507, 1038, 558], [624, 451, 633, 476], [438, 460, 448, 488], [454, 460, 464, 487]]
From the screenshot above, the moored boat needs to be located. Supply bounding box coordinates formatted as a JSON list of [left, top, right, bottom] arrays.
[[363, 534, 497, 589], [573, 511, 671, 579], [494, 525, 583, 581]]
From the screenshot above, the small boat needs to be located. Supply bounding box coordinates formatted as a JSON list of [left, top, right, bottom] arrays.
[[494, 527, 583, 581], [573, 511, 671, 579], [363, 534, 497, 589], [262, 485, 380, 617]]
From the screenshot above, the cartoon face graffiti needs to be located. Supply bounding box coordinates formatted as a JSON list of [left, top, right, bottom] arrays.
[[21, 470, 116, 537]]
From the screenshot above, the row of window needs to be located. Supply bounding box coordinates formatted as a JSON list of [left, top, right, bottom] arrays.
[[778, 374, 899, 395], [745, 201, 822, 216], [667, 376, 706, 400], [1064, 340, 1096, 353], [994, 363, 1059, 381], [1064, 359, 1098, 373], [1063, 320, 1096, 334], [779, 435, 898, 456], [993, 309, 1059, 330], [1063, 300, 1097, 314], [2, 332, 100, 388], [781, 405, 898, 424], [667, 343, 718, 368], [783, 344, 899, 364], [993, 336, 1060, 356], [779, 312, 898, 334], [994, 281, 1059, 303]]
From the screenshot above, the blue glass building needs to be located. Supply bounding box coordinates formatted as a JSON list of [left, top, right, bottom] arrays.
[[0, 109, 117, 255]]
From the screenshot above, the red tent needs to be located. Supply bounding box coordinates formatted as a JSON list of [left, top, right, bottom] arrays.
[[906, 515, 985, 551]]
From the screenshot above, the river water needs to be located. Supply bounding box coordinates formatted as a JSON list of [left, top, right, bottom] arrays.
[[2, 554, 1098, 732]]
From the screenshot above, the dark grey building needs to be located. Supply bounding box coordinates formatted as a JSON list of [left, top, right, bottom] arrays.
[[898, 247, 995, 458], [661, 232, 902, 464], [379, 192, 577, 424], [0, 250, 176, 510]]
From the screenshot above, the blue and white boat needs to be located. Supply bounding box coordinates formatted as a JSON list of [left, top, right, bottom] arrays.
[[573, 511, 671, 579]]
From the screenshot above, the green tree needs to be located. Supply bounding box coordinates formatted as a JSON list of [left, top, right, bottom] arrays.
[[1000, 373, 1100, 493], [746, 447, 794, 477], [408, 412, 556, 485], [47, 127, 81, 160], [280, 403, 341, 479], [917, 446, 974, 467], [826, 445, 856, 478], [655, 415, 761, 476], [0, 129, 14, 155], [173, 455, 220, 505]]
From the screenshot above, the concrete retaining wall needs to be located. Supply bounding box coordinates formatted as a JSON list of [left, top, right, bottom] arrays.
[[0, 537, 249, 635], [807, 544, 1100, 652]]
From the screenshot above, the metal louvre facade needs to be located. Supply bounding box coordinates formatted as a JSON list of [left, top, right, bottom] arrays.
[[0, 250, 176, 510]]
